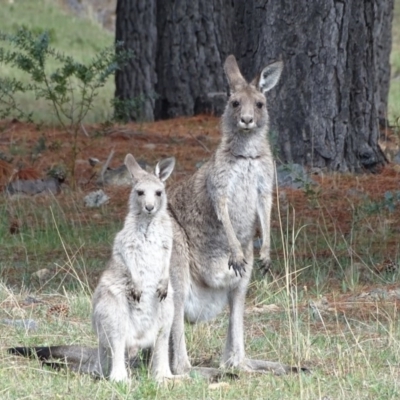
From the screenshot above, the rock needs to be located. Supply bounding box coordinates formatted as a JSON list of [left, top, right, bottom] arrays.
[[2, 319, 38, 331], [84, 190, 110, 208], [6, 178, 60, 195]]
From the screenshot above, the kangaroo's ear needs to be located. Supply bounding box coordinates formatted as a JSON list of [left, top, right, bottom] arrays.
[[224, 54, 247, 94], [124, 153, 145, 180], [155, 157, 175, 182], [252, 61, 283, 95]]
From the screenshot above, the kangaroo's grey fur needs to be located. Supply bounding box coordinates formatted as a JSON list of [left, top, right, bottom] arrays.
[[92, 153, 176, 382], [167, 54, 290, 375]]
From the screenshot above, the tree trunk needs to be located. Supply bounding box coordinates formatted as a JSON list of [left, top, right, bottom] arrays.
[[114, 0, 393, 171], [154, 0, 234, 119], [115, 0, 157, 121], [233, 0, 393, 171], [375, 0, 394, 125]]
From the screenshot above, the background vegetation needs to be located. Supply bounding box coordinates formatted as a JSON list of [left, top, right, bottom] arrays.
[[0, 0, 114, 123]]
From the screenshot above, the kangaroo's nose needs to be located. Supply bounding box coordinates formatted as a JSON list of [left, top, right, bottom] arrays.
[[241, 116, 253, 124], [145, 205, 154, 212]]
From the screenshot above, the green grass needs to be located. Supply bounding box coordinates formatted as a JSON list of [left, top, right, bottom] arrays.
[[0, 0, 114, 124]]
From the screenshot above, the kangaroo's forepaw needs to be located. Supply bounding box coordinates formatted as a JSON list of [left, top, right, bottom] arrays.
[[228, 254, 247, 277], [259, 258, 271, 276]]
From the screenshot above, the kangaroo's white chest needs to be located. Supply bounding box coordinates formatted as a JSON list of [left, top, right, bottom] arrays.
[[226, 159, 259, 238]]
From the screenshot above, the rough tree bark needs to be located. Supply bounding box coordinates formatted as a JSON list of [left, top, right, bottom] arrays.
[[154, 0, 234, 119], [115, 0, 157, 121], [115, 0, 393, 171], [234, 0, 393, 171], [375, 0, 394, 124]]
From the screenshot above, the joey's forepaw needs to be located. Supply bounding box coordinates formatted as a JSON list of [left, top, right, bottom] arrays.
[[127, 286, 142, 303], [156, 279, 168, 301], [228, 255, 247, 277], [156, 286, 168, 301]]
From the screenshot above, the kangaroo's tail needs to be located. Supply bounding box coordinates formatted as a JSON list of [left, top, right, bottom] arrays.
[[8, 345, 100, 374]]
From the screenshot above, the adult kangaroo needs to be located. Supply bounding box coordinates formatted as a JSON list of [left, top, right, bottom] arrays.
[[168, 54, 292, 375]]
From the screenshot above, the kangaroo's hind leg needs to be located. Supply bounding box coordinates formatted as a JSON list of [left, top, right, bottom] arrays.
[[169, 223, 192, 375], [109, 334, 128, 382], [151, 326, 173, 381]]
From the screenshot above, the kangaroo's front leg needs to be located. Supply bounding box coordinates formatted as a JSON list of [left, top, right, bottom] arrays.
[[216, 196, 247, 277], [119, 246, 142, 302], [157, 255, 170, 301]]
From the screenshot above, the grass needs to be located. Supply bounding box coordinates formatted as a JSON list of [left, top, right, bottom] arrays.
[[1, 165, 400, 399], [0, 0, 114, 124]]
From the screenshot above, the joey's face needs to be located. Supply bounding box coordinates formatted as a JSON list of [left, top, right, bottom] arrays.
[[131, 177, 166, 216], [227, 86, 268, 133]]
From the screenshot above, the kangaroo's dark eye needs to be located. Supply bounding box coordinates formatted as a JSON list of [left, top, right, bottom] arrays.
[[156, 190, 162, 197], [256, 102, 264, 109], [231, 100, 240, 108], [137, 190, 144, 196]]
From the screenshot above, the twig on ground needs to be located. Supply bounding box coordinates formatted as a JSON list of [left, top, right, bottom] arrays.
[[81, 123, 89, 137], [188, 131, 211, 153], [100, 147, 115, 184]]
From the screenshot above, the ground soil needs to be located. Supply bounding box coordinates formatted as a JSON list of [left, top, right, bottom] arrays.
[[1, 116, 400, 292]]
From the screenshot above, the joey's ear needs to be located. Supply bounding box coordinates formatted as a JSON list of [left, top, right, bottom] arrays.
[[155, 157, 175, 182], [252, 61, 283, 95], [124, 153, 145, 180], [224, 54, 247, 93]]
